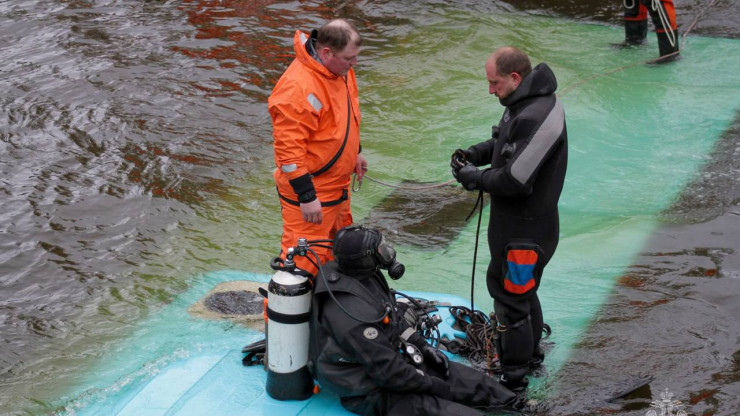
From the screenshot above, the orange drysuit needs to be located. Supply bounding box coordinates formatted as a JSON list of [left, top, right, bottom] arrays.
[[268, 30, 361, 276]]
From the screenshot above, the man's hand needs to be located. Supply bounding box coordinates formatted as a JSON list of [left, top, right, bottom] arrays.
[[451, 148, 477, 180], [421, 345, 450, 379], [451, 149, 468, 168], [355, 153, 368, 182], [456, 164, 482, 191], [450, 149, 469, 176], [300, 199, 322, 224]]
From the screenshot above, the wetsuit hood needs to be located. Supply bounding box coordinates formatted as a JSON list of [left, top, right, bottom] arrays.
[[293, 29, 339, 80], [500, 63, 558, 107]]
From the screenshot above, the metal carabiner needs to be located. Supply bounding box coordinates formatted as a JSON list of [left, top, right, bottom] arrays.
[[351, 173, 362, 192]]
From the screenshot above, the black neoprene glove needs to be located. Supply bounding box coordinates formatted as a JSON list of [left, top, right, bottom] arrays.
[[450, 149, 466, 180], [407, 332, 450, 379], [420, 344, 450, 379], [451, 149, 468, 168], [456, 164, 482, 191]]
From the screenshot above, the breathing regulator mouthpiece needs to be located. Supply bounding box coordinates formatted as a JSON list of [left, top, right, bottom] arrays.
[[332, 225, 405, 279]]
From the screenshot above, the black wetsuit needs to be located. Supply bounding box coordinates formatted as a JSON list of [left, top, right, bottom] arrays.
[[465, 62, 568, 390], [310, 261, 516, 416]]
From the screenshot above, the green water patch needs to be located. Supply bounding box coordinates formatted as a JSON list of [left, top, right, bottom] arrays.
[[351, 13, 740, 391], [361, 181, 479, 249]]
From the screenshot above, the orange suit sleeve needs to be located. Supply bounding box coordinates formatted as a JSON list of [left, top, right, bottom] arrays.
[[269, 80, 319, 182]]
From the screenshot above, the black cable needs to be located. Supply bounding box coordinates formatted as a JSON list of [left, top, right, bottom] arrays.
[[448, 305, 500, 373], [306, 252, 320, 273], [306, 239, 334, 244], [465, 190, 485, 311], [308, 243, 333, 251], [393, 290, 442, 347]]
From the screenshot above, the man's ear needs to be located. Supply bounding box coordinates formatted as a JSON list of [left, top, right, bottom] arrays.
[[318, 47, 332, 61], [511, 72, 522, 87]]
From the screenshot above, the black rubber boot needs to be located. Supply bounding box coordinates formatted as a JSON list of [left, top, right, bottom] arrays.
[[499, 365, 530, 393], [529, 344, 545, 369], [612, 19, 648, 49], [625, 19, 648, 45], [656, 30, 680, 58], [493, 301, 534, 393]]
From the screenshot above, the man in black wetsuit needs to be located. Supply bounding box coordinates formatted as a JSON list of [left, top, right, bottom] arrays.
[[450, 46, 568, 395], [310, 225, 518, 416]]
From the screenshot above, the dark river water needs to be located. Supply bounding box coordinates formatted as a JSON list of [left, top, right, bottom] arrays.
[[1, 1, 739, 415]]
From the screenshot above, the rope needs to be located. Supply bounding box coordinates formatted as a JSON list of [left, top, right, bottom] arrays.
[[681, 0, 718, 47], [353, 173, 457, 191], [445, 305, 554, 373]]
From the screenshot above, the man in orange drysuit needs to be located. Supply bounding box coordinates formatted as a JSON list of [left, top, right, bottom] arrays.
[[621, 0, 679, 59], [268, 19, 367, 277]]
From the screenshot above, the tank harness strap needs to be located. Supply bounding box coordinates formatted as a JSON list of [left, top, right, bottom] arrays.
[[278, 188, 349, 207], [496, 314, 531, 333], [266, 306, 312, 325]]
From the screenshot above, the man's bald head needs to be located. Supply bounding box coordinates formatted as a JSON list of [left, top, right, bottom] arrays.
[[485, 46, 531, 99], [487, 46, 531, 78], [316, 18, 362, 52]]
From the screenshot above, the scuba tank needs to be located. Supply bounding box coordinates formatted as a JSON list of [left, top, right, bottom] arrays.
[[265, 246, 314, 401]]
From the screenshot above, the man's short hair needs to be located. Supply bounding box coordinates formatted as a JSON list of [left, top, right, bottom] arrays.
[[316, 19, 363, 51], [494, 47, 532, 78]]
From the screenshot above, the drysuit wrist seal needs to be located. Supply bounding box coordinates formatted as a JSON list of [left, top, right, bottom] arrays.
[[289, 174, 317, 203], [298, 189, 316, 203]]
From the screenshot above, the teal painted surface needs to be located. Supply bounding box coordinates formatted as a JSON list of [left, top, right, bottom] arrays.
[[63, 272, 470, 416], [60, 271, 271, 416]]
